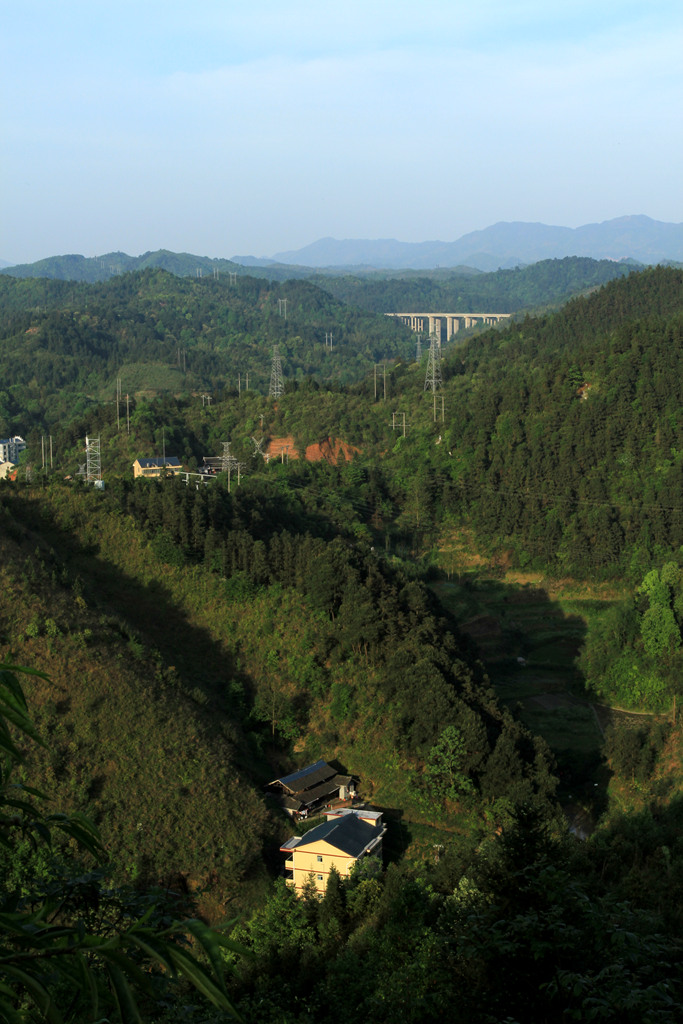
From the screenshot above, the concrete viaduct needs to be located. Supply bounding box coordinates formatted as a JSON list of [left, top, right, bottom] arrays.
[[385, 311, 512, 342]]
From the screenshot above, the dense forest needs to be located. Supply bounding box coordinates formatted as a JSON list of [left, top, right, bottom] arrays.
[[311, 255, 636, 313], [2, 261, 683, 1021], [0, 269, 413, 433]]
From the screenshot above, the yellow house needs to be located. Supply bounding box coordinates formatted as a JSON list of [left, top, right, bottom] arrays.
[[281, 809, 385, 893], [133, 457, 182, 479]]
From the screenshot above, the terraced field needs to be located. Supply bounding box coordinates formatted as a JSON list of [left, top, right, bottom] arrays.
[[431, 573, 617, 809]]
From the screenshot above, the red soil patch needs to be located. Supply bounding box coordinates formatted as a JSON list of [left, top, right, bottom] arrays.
[[265, 436, 359, 466], [265, 435, 297, 460], [305, 437, 359, 465]]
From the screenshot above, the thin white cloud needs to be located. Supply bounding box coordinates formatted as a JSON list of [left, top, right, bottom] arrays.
[[3, 0, 683, 260]]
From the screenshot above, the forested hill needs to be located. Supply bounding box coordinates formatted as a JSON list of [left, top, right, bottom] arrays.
[[0, 475, 557, 903], [0, 269, 412, 433], [424, 264, 683, 575], [5, 265, 683, 1020], [1, 250, 637, 314], [313, 256, 636, 313], [0, 250, 244, 283], [7, 263, 683, 586]]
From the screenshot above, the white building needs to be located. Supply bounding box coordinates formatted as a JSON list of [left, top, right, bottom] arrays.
[[0, 436, 26, 464]]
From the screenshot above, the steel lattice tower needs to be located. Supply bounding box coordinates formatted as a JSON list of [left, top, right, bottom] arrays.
[[415, 335, 422, 363], [269, 345, 284, 397], [85, 436, 101, 483], [424, 336, 442, 392]]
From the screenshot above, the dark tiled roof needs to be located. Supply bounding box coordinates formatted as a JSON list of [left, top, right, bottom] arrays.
[[295, 778, 345, 807], [295, 813, 380, 858], [270, 759, 336, 794]]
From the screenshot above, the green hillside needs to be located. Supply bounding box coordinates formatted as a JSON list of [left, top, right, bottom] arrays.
[[3, 262, 683, 1021], [312, 255, 637, 313], [0, 268, 413, 436]]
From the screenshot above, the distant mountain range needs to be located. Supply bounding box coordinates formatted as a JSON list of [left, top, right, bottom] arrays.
[[3, 216, 682, 280], [0, 250, 300, 284], [268, 216, 683, 271]]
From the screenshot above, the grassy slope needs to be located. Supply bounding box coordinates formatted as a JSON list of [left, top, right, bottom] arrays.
[[1, 485, 277, 916], [2, 482, 488, 915]]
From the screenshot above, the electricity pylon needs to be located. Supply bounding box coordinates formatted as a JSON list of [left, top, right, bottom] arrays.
[[251, 437, 266, 458], [424, 335, 442, 393], [85, 436, 101, 484], [269, 346, 284, 397]]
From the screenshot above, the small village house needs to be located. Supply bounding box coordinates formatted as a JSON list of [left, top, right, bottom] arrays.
[[133, 456, 182, 479], [266, 760, 356, 818], [280, 808, 386, 893]]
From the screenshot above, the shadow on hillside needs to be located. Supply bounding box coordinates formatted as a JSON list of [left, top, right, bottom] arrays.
[[379, 808, 410, 865], [11, 491, 264, 776], [431, 572, 611, 810]]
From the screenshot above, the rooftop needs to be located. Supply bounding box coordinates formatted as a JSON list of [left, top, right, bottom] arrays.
[[134, 456, 181, 469], [270, 759, 336, 794], [292, 811, 383, 858]]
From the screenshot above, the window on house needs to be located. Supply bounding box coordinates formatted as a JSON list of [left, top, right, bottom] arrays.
[[316, 855, 323, 863], [317, 874, 323, 881]]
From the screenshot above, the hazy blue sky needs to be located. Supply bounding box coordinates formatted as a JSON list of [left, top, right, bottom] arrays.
[[3, 1, 683, 263]]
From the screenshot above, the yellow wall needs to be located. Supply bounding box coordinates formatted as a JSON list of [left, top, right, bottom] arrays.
[[133, 462, 178, 479], [291, 839, 354, 893]]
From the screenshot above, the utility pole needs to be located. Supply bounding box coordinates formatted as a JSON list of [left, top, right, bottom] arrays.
[[391, 413, 407, 437], [383, 361, 387, 402], [126, 394, 130, 434], [416, 335, 422, 362], [229, 271, 237, 285]]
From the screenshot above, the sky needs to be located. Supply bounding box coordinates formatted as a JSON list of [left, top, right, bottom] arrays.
[[3, 0, 683, 264]]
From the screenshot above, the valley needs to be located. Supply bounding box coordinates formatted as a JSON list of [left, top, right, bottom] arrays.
[[1, 256, 683, 1022]]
